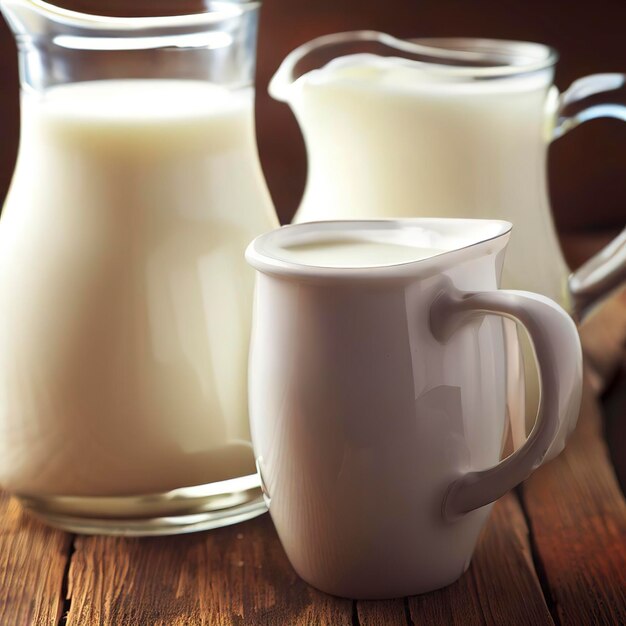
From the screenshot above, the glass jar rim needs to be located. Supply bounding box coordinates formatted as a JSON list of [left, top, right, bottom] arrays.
[[1, 0, 260, 30]]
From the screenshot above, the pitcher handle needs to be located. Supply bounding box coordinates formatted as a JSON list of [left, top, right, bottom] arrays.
[[553, 73, 626, 315], [431, 287, 582, 520]]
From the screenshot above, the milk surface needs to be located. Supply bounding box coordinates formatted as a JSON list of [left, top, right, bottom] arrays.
[[279, 238, 444, 267], [291, 55, 570, 305], [0, 80, 276, 496]]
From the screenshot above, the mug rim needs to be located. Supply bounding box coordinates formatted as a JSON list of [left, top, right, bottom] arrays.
[[246, 218, 512, 280]]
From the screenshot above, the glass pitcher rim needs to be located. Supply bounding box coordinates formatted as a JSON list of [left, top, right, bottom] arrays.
[[411, 36, 559, 73], [0, 0, 260, 30], [269, 31, 559, 101], [246, 218, 512, 281]]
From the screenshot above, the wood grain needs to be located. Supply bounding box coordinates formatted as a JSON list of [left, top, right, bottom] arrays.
[[605, 365, 626, 493], [522, 376, 626, 626], [0, 492, 72, 626], [408, 493, 553, 626], [578, 285, 626, 393], [65, 513, 353, 626], [60, 491, 553, 626], [357, 599, 409, 625], [64, 493, 550, 626]]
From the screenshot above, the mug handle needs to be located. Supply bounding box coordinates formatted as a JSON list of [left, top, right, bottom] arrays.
[[431, 287, 582, 521], [553, 73, 626, 316]]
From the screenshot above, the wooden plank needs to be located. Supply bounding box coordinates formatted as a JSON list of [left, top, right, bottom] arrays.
[[521, 376, 626, 626], [66, 512, 353, 626], [604, 365, 626, 491], [357, 599, 409, 625], [581, 284, 626, 488], [61, 462, 555, 626], [408, 493, 553, 626], [578, 285, 626, 394], [64, 494, 550, 626], [0, 492, 72, 626]]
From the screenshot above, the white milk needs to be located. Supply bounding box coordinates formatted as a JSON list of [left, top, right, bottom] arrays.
[[291, 55, 570, 306], [279, 239, 444, 267], [0, 80, 276, 496]]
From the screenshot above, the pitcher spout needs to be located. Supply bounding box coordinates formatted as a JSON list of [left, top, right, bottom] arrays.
[[269, 31, 428, 103], [0, 0, 45, 38], [269, 31, 383, 102]]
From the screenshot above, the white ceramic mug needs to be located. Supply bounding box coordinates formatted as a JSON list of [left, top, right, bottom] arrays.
[[246, 219, 582, 599]]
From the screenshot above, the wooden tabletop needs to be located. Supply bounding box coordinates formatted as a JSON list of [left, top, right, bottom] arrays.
[[1, 367, 625, 625]]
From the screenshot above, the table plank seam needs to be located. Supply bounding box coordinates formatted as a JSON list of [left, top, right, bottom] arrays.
[[403, 596, 415, 626], [0, 494, 73, 625], [57, 533, 76, 626], [515, 487, 561, 626]]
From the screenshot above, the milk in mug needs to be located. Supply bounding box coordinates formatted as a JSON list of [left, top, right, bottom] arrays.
[[279, 239, 445, 267], [0, 80, 277, 497]]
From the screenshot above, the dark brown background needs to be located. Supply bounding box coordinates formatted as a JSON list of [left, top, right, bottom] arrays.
[[0, 0, 624, 264]]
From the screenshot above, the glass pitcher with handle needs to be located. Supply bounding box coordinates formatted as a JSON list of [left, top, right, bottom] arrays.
[[271, 31, 625, 314], [0, 0, 277, 535], [270, 32, 625, 454]]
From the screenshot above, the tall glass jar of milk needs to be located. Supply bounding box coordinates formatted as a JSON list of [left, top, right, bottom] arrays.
[[0, 0, 277, 534]]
